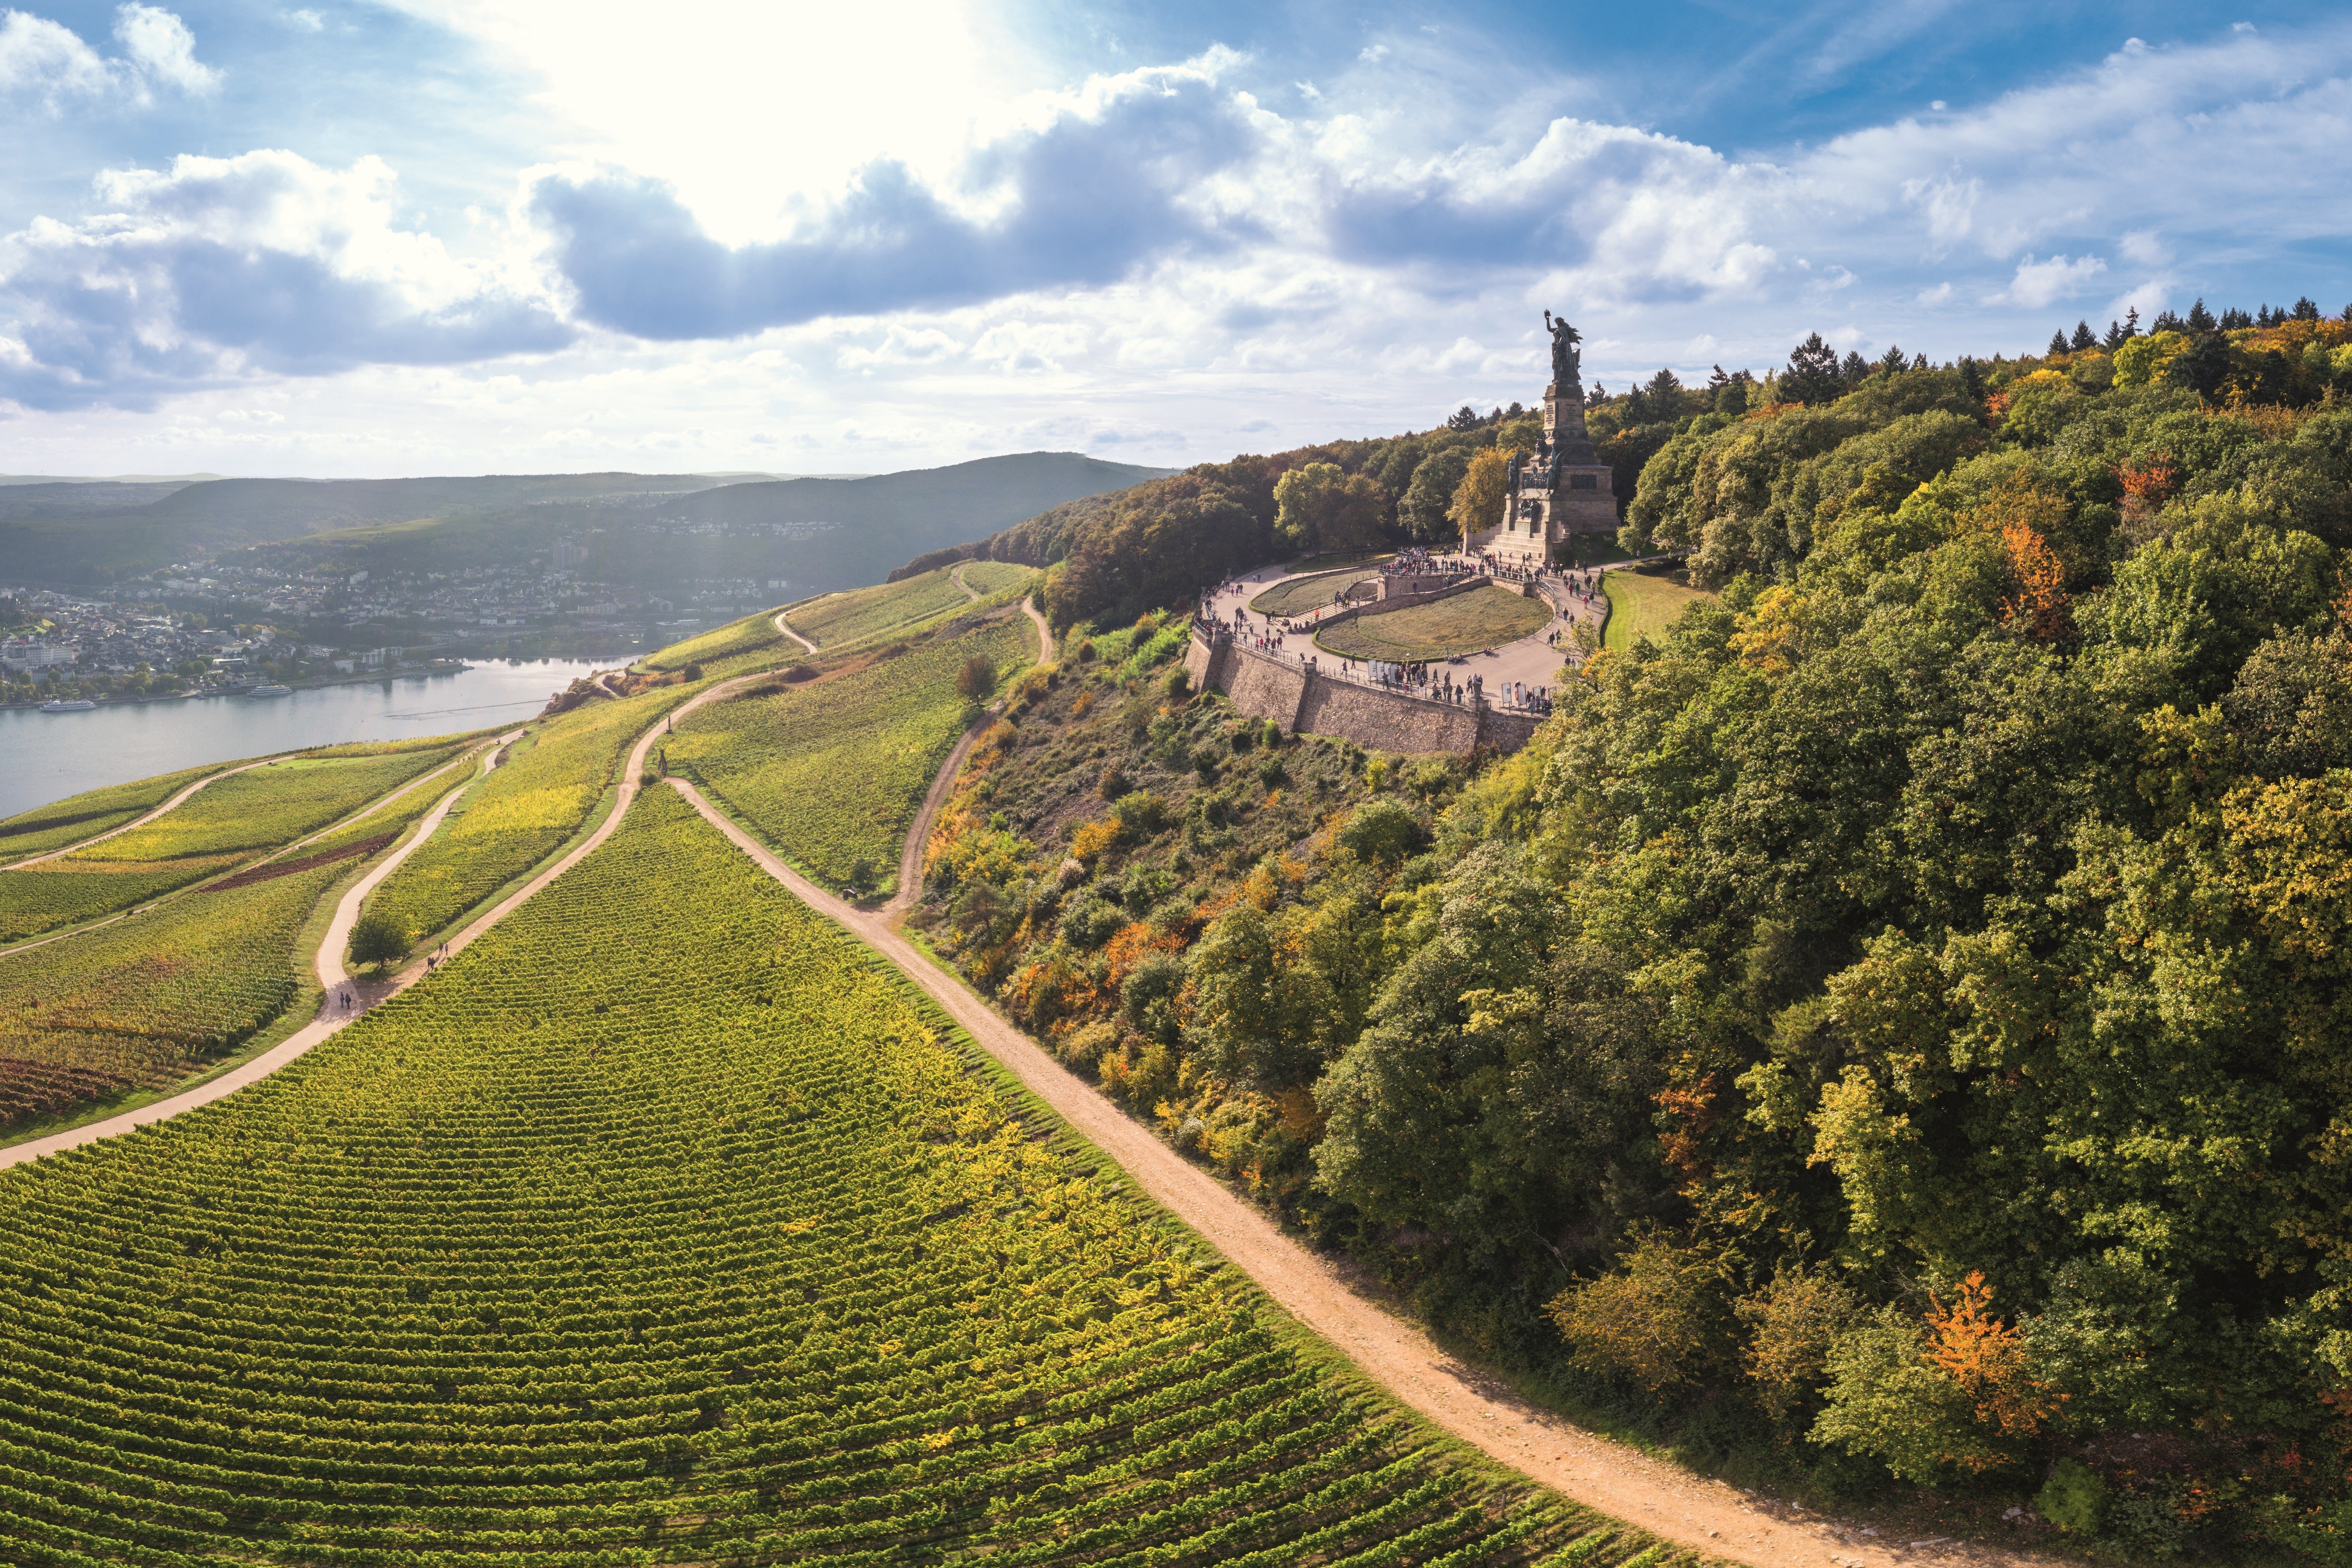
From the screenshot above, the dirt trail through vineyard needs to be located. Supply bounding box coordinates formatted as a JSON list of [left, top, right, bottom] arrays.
[[670, 765, 2060, 1568], [0, 665, 774, 1167], [884, 582, 1054, 917], [7, 756, 276, 868], [773, 607, 819, 655]]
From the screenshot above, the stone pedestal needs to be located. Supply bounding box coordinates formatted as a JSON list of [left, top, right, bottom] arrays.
[[1476, 376, 1616, 567]]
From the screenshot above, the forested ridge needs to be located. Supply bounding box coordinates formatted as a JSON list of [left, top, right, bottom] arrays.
[[914, 299, 2352, 1560]]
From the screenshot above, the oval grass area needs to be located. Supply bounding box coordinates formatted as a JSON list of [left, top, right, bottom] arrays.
[[1247, 564, 1385, 617], [1314, 582, 1551, 661], [1602, 567, 1716, 650]]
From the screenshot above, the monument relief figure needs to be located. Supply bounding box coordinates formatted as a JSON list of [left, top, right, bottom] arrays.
[[1544, 310, 1582, 389]]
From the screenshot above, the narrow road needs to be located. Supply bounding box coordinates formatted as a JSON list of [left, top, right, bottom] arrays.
[[0, 669, 773, 1169], [669, 735, 2059, 1568], [7, 756, 276, 868]]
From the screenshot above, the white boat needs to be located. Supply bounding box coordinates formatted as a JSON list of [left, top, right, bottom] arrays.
[[245, 684, 293, 697], [39, 698, 97, 712]]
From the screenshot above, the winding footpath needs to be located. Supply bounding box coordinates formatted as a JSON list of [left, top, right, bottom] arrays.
[[773, 606, 819, 655]]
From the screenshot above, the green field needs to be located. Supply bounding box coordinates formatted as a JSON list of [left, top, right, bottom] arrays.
[[670, 617, 1031, 892], [1314, 582, 1550, 661], [361, 683, 693, 952], [1602, 568, 1716, 651], [789, 566, 973, 648], [1248, 565, 1383, 617], [0, 856, 349, 1130], [957, 558, 1036, 595], [0, 762, 230, 864], [0, 786, 1611, 1564]]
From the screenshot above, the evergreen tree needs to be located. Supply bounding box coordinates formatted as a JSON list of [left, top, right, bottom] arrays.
[[1958, 356, 1985, 400], [2293, 296, 2321, 321], [1445, 405, 1481, 431], [1782, 333, 1844, 404], [1840, 349, 1870, 382], [1876, 343, 1907, 375], [2221, 306, 2253, 330], [2187, 297, 2217, 331], [2101, 318, 2126, 351], [2165, 331, 2233, 399], [1911, 351, 1928, 371], [2256, 305, 2277, 328], [1707, 363, 1730, 390], [2070, 320, 2096, 351], [2152, 307, 2185, 332], [2047, 329, 2071, 357], [1643, 367, 1683, 407]]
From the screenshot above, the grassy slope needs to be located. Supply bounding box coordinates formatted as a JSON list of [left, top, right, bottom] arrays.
[[668, 615, 1032, 892], [0, 786, 1635, 1565], [1249, 566, 1384, 617], [958, 559, 1037, 595], [637, 606, 786, 672], [1602, 570, 1716, 651], [0, 762, 230, 863], [1315, 583, 1550, 661]]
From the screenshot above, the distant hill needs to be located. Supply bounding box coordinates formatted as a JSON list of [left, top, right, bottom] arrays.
[[0, 454, 1172, 593]]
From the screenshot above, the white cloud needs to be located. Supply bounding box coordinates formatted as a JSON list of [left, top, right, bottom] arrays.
[[281, 7, 324, 30], [1358, 43, 1388, 63], [0, 3, 215, 109], [2118, 228, 2168, 266], [1996, 252, 2106, 307], [115, 3, 216, 93]]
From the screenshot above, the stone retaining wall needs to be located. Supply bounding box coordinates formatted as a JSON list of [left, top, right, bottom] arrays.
[[1184, 628, 1540, 755]]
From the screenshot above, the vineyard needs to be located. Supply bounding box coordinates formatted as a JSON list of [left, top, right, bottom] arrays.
[[0, 762, 229, 865], [669, 616, 1029, 892], [641, 608, 787, 672], [72, 746, 465, 864], [959, 559, 1038, 595], [0, 855, 347, 1131], [791, 566, 975, 648], [0, 787, 1634, 1565], [0, 856, 241, 945], [360, 683, 698, 950]]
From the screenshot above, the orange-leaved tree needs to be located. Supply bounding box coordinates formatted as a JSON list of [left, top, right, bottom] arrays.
[[1999, 524, 2070, 641], [1923, 1270, 2060, 1448]]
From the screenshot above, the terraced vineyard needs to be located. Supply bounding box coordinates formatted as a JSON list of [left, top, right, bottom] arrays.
[[0, 855, 350, 1131], [0, 787, 1616, 1565], [669, 617, 1029, 892], [0, 743, 468, 944], [0, 762, 230, 865], [361, 683, 698, 950], [790, 566, 975, 648]]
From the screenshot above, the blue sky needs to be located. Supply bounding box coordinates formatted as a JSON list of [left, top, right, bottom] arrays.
[[2, 0, 2347, 476]]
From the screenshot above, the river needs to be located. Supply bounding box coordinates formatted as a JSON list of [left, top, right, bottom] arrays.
[[1, 657, 627, 820]]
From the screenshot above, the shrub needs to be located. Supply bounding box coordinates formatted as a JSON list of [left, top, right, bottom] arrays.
[[1060, 894, 1127, 949], [955, 656, 997, 699], [2038, 1459, 2108, 1536], [1097, 762, 1130, 799], [682, 663, 704, 681], [1810, 1307, 2008, 1481], [1737, 1265, 1861, 1421], [1162, 665, 1191, 698], [1337, 798, 1425, 864], [783, 664, 817, 682], [1546, 1230, 1734, 1393], [1075, 639, 1098, 663]]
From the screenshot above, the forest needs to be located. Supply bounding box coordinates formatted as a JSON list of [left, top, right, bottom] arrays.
[[911, 298, 2352, 1560]]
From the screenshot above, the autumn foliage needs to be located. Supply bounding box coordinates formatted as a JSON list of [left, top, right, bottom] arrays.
[[1923, 1272, 2059, 1450], [1999, 524, 2070, 641]]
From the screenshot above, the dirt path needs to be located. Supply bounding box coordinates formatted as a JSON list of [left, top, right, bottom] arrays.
[[773, 607, 819, 656], [0, 670, 775, 1170], [670, 766, 2060, 1568], [6, 756, 276, 868]]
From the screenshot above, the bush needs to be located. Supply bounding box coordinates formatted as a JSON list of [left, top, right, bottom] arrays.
[[1337, 798, 1425, 864], [1097, 762, 1130, 800], [1810, 1308, 2002, 1481], [1738, 1266, 1862, 1421], [2038, 1459, 2108, 1535], [1545, 1229, 1734, 1394], [348, 908, 410, 969], [682, 663, 703, 681], [1162, 665, 1190, 699], [1060, 893, 1126, 949], [783, 664, 817, 683], [1074, 639, 1098, 663]]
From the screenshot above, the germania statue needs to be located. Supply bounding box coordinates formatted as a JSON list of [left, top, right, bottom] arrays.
[[1544, 310, 1582, 389]]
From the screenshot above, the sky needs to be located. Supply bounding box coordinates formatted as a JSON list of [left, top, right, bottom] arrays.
[[2, 0, 2349, 477]]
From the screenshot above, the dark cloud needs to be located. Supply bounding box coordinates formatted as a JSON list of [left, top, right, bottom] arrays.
[[530, 69, 1254, 339]]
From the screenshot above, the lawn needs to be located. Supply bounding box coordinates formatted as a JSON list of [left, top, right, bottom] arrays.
[[1314, 582, 1550, 661], [1248, 566, 1384, 617], [1602, 568, 1716, 650]]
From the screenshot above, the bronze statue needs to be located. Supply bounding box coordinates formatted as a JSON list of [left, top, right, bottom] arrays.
[[1544, 310, 1581, 388]]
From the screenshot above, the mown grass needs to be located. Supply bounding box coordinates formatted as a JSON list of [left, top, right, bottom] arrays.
[[1602, 569, 1716, 651], [1249, 566, 1385, 617], [1314, 583, 1550, 661]]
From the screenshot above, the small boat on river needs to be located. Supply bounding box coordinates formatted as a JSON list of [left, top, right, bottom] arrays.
[[39, 698, 97, 712]]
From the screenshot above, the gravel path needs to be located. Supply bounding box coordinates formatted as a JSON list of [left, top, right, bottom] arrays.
[[773, 606, 819, 655]]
